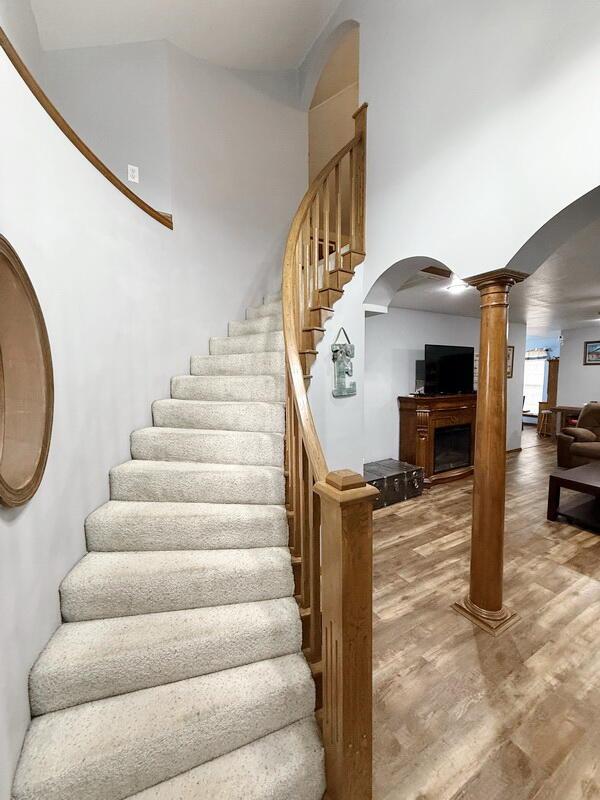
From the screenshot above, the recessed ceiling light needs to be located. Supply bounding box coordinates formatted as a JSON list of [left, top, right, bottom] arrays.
[[446, 276, 468, 294]]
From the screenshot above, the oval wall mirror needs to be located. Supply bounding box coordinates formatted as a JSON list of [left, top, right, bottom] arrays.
[[0, 236, 53, 507]]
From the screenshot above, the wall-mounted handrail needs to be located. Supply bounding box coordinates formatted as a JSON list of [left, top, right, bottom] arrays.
[[0, 26, 173, 230], [282, 104, 377, 799]]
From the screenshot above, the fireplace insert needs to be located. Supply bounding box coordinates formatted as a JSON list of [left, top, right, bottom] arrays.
[[434, 424, 472, 474]]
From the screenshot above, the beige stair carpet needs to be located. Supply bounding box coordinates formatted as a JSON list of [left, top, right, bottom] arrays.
[[13, 292, 325, 800]]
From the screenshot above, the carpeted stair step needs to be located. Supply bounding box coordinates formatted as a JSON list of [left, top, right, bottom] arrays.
[[30, 597, 301, 715], [153, 399, 284, 433], [60, 548, 293, 621], [127, 717, 325, 800], [110, 460, 285, 504], [209, 331, 284, 356], [130, 428, 284, 467], [246, 300, 281, 320], [171, 374, 284, 402], [85, 501, 288, 551], [13, 654, 315, 800], [229, 315, 282, 336], [191, 351, 284, 377]]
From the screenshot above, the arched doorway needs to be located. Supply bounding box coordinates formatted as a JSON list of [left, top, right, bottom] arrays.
[[308, 22, 359, 182]]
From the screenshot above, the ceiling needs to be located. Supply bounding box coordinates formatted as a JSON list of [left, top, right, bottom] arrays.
[[388, 218, 600, 334], [30, 0, 341, 70]]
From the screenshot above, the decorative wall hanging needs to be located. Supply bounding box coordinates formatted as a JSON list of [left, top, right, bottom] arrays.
[[584, 340, 600, 365], [507, 345, 515, 379], [331, 327, 356, 397], [0, 235, 54, 506]]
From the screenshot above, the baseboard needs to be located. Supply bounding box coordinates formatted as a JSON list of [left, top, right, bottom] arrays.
[[507, 447, 522, 454]]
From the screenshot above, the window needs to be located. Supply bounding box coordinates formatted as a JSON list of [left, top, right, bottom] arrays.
[[523, 354, 547, 415]]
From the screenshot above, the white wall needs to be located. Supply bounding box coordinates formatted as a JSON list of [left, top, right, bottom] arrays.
[[364, 308, 526, 463], [300, 0, 600, 471], [0, 36, 305, 798], [308, 271, 365, 474], [302, 0, 600, 287], [42, 41, 172, 212], [557, 326, 600, 406]]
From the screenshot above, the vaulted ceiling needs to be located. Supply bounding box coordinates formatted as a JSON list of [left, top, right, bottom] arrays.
[[30, 0, 341, 70]]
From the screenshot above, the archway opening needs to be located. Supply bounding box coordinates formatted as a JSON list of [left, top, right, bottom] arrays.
[[309, 23, 359, 182]]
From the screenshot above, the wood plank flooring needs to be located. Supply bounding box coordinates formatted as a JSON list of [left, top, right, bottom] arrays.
[[373, 428, 600, 800]]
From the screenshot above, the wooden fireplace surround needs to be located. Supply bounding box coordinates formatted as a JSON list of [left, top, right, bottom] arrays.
[[398, 393, 477, 485]]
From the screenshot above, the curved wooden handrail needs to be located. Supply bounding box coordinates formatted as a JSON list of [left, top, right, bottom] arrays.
[[0, 26, 173, 230], [281, 142, 358, 483], [282, 108, 366, 483]]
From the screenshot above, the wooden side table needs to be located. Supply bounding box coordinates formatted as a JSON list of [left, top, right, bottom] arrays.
[[547, 463, 600, 531]]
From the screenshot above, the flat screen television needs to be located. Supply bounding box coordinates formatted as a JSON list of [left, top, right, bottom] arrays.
[[424, 344, 474, 395]]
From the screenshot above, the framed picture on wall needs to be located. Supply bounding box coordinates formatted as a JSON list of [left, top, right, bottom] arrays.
[[507, 346, 514, 379], [583, 340, 600, 365]]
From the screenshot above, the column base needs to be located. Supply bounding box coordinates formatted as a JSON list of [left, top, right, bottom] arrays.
[[452, 595, 520, 637]]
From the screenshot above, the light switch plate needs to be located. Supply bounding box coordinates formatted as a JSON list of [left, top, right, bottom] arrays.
[[127, 165, 140, 184]]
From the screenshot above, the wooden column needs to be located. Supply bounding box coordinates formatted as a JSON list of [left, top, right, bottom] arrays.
[[314, 469, 378, 800], [453, 268, 527, 636]]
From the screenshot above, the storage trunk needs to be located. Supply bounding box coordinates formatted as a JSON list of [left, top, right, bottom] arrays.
[[364, 459, 424, 510]]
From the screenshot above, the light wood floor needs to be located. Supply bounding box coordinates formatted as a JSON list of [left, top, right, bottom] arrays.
[[373, 428, 600, 800]]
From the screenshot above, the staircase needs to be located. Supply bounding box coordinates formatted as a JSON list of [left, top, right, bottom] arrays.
[[12, 293, 326, 800]]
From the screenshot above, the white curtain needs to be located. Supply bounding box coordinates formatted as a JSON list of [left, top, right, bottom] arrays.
[[523, 356, 547, 415]]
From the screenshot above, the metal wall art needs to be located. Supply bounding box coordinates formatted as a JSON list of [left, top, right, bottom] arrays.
[[331, 327, 356, 397]]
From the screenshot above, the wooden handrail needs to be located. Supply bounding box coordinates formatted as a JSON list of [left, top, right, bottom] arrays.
[[282, 104, 376, 799], [0, 26, 173, 230]]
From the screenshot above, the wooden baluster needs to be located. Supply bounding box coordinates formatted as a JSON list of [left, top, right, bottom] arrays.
[[309, 471, 322, 662], [323, 175, 331, 276], [303, 214, 311, 311], [302, 208, 310, 325], [312, 193, 320, 293], [351, 104, 367, 261], [349, 147, 356, 254], [286, 389, 298, 556], [295, 426, 307, 608], [296, 235, 303, 341], [314, 470, 378, 800], [334, 163, 341, 271], [301, 445, 311, 609]]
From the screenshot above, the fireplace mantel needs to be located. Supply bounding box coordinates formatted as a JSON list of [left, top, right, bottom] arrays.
[[398, 394, 477, 485]]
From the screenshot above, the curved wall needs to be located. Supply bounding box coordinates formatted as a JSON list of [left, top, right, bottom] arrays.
[[0, 34, 305, 799]]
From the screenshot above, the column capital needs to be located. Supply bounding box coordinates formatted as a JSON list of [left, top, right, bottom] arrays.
[[466, 268, 529, 291]]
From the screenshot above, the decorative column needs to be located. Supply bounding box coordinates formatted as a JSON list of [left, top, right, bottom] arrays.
[[453, 268, 527, 636]]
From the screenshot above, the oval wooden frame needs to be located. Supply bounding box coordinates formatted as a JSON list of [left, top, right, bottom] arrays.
[[0, 235, 54, 506]]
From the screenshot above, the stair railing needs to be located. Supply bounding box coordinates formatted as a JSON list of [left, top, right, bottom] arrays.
[[282, 104, 377, 800]]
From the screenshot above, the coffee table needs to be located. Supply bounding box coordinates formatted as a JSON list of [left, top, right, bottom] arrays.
[[547, 462, 600, 531]]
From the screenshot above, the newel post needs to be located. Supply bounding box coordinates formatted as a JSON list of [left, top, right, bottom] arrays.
[[454, 268, 527, 636], [314, 469, 378, 800]]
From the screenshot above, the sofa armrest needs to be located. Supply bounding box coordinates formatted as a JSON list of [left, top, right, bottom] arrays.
[[562, 427, 597, 443]]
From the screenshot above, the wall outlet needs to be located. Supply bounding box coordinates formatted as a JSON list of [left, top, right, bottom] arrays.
[[127, 165, 140, 184]]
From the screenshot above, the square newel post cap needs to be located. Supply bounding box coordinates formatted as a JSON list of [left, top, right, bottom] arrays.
[[465, 267, 529, 290], [314, 469, 379, 505]]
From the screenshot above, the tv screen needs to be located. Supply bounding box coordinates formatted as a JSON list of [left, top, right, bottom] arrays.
[[424, 344, 474, 395]]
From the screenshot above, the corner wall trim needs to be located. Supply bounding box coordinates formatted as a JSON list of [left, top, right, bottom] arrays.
[[0, 26, 174, 230]]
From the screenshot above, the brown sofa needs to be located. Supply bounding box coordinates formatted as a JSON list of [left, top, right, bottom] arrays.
[[557, 402, 600, 468]]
